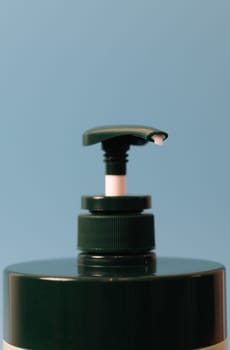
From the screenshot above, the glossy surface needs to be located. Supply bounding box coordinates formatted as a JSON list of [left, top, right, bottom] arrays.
[[83, 125, 168, 146], [4, 256, 226, 349], [81, 195, 151, 212], [5, 256, 224, 278]]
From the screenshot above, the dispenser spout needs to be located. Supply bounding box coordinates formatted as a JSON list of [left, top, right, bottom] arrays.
[[151, 134, 165, 146]]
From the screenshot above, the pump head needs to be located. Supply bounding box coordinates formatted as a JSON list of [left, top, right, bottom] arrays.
[[78, 125, 168, 253], [83, 125, 168, 196]]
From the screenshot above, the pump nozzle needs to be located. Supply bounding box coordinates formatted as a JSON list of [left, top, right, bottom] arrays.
[[83, 125, 168, 196]]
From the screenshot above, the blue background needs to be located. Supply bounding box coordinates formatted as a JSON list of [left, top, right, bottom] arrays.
[[0, 0, 229, 343]]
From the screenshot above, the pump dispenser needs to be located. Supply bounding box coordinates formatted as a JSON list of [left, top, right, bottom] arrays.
[[3, 125, 227, 350], [79, 125, 167, 254]]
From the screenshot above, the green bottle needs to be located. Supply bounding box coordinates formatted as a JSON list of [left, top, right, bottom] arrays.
[[3, 126, 227, 350]]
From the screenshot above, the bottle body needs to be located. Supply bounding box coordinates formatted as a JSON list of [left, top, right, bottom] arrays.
[[3, 255, 227, 350]]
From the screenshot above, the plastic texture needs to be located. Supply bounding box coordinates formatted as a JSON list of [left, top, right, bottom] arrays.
[[83, 125, 168, 146], [3, 125, 227, 350], [4, 257, 227, 350], [78, 195, 154, 252], [78, 125, 168, 252], [81, 195, 151, 212], [83, 125, 168, 176]]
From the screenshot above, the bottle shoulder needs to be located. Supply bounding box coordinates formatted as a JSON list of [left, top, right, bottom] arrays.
[[4, 256, 225, 282]]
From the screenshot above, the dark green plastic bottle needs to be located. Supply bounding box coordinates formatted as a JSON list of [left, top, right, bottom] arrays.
[[3, 126, 227, 350]]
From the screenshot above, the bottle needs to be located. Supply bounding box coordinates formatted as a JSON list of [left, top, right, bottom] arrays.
[[3, 125, 227, 350]]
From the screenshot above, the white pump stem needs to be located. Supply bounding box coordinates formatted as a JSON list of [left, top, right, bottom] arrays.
[[105, 135, 165, 197], [105, 175, 126, 196]]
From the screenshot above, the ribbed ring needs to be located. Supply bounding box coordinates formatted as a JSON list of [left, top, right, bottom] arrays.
[[78, 214, 154, 253]]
